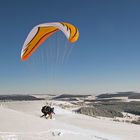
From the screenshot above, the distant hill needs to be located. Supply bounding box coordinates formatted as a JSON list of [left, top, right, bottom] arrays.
[[53, 94, 90, 100], [0, 95, 44, 101], [97, 92, 140, 99]]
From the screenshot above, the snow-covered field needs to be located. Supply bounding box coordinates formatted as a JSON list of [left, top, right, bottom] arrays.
[[0, 100, 139, 140]]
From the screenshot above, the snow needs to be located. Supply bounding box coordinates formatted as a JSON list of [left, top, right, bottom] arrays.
[[0, 100, 140, 140]]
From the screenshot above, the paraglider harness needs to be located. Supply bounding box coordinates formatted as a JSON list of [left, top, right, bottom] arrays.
[[41, 106, 55, 118]]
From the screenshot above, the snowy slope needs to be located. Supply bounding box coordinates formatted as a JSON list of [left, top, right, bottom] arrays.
[[0, 101, 139, 140]]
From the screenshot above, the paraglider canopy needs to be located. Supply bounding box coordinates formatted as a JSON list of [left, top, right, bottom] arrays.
[[21, 22, 79, 61]]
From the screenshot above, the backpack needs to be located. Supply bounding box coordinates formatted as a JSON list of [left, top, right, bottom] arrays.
[[41, 106, 51, 113]]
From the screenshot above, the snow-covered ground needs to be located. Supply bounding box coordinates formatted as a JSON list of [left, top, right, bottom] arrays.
[[0, 100, 140, 140]]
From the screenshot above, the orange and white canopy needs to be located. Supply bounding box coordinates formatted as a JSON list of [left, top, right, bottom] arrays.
[[21, 22, 79, 61]]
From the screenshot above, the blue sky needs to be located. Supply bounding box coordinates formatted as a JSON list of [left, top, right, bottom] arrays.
[[0, 0, 140, 95]]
